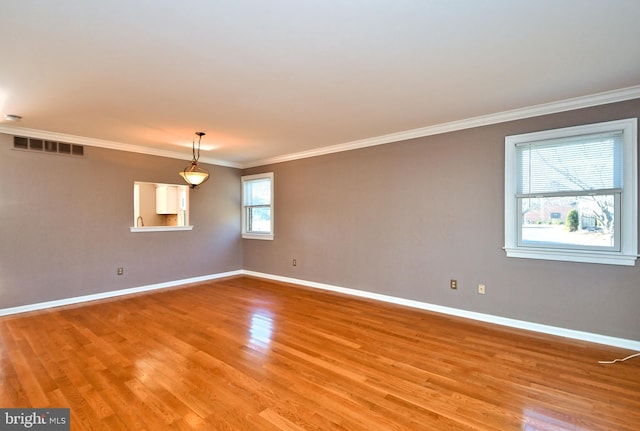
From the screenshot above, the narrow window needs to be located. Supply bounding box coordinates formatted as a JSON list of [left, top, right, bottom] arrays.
[[242, 172, 274, 240]]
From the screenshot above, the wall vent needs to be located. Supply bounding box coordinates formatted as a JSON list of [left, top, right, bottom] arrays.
[[13, 136, 84, 156]]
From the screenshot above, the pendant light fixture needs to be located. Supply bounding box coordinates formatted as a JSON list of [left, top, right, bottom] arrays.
[[179, 132, 209, 189]]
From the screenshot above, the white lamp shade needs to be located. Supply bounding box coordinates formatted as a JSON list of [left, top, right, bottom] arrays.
[[180, 171, 208, 185], [179, 164, 210, 188]]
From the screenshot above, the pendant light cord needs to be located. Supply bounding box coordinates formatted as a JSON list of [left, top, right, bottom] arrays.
[[193, 132, 205, 163]]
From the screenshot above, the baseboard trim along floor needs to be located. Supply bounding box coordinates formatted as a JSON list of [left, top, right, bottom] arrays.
[[242, 270, 640, 351], [0, 270, 243, 317], [2, 269, 638, 351]]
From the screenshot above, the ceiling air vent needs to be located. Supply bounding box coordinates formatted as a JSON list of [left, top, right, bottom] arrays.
[[13, 136, 84, 156]]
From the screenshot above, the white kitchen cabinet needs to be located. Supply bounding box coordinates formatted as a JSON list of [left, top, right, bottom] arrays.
[[156, 185, 179, 214]]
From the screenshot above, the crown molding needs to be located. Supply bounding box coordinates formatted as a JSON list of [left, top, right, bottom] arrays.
[[242, 85, 640, 168], [3, 86, 639, 170], [0, 125, 242, 168]]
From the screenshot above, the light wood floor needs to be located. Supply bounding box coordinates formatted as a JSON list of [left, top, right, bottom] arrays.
[[1, 276, 638, 430]]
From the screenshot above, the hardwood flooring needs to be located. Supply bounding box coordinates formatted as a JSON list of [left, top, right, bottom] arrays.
[[1, 276, 639, 430]]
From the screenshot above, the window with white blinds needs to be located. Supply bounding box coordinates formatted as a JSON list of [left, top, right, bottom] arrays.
[[241, 172, 274, 240], [516, 132, 622, 196], [505, 119, 637, 266]]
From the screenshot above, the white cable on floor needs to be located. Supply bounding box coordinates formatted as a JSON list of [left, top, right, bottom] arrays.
[[598, 352, 640, 364]]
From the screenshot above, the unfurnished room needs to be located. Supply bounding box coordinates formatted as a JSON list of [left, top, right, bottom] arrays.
[[1, 1, 639, 430]]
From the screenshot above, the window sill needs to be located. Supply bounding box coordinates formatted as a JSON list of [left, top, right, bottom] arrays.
[[242, 233, 274, 240], [130, 226, 194, 233], [504, 247, 637, 266]]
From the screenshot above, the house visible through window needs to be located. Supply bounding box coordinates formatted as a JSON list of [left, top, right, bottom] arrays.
[[504, 118, 637, 266], [242, 172, 274, 240]]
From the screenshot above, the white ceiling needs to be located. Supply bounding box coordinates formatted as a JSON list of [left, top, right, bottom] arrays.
[[1, 0, 640, 168]]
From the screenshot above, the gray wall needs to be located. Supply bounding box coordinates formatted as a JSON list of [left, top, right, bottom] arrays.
[[2, 99, 638, 341], [0, 135, 242, 308], [243, 99, 640, 341]]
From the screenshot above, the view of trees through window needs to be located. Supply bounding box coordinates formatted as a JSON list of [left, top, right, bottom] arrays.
[[520, 195, 615, 247], [517, 132, 620, 250], [247, 206, 271, 233]]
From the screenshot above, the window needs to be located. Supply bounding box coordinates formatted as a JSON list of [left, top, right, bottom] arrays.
[[242, 172, 274, 240], [505, 118, 637, 266]]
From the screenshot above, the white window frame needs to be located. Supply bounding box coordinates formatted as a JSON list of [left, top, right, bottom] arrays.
[[504, 118, 637, 266], [241, 172, 274, 240]]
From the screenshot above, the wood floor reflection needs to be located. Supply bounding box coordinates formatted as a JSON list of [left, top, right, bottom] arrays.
[[1, 276, 639, 430]]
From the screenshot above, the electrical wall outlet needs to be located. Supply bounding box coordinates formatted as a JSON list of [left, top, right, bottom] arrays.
[[292, 259, 297, 267], [117, 267, 124, 276], [478, 284, 486, 294], [450, 279, 457, 289]]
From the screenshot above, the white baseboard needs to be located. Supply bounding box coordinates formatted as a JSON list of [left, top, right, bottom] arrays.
[[0, 270, 242, 317], [242, 270, 640, 351], [3, 269, 638, 352]]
